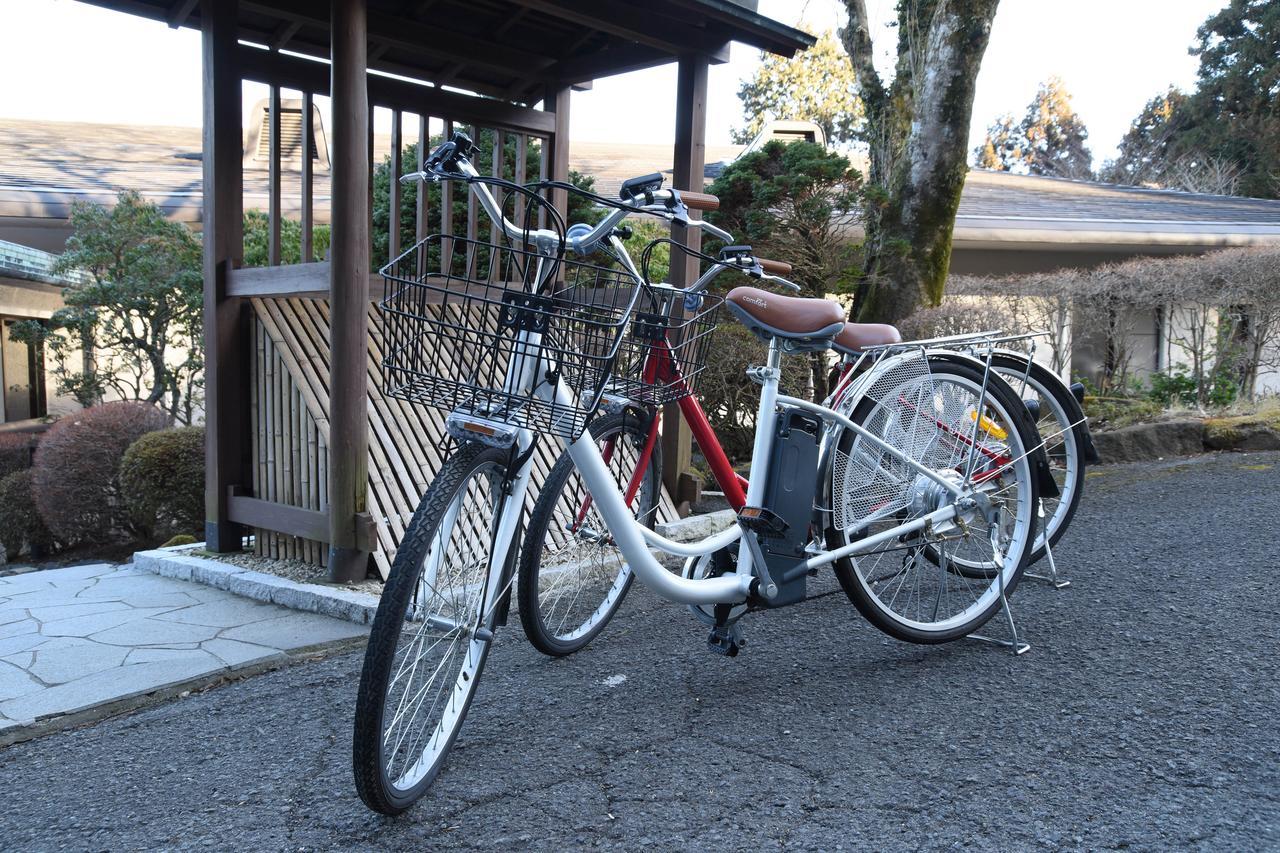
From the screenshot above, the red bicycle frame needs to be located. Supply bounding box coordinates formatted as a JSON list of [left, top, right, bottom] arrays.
[[575, 338, 1013, 529]]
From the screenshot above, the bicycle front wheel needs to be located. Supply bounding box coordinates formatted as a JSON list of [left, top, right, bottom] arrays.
[[824, 360, 1039, 644], [517, 410, 661, 656], [353, 442, 515, 815]]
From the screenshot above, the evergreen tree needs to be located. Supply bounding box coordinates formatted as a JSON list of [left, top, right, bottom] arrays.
[[1101, 88, 1191, 186], [734, 30, 864, 145], [1105, 0, 1279, 198], [975, 77, 1093, 179]]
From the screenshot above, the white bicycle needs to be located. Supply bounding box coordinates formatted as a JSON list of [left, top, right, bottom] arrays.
[[352, 133, 1047, 814]]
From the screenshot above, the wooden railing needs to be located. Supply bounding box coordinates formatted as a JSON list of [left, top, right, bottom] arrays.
[[224, 46, 583, 572]]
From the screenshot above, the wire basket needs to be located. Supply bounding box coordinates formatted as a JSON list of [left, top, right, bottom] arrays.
[[607, 289, 725, 406], [380, 235, 643, 439]]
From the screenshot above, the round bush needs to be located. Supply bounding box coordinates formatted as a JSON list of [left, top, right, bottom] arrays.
[[0, 470, 55, 561], [120, 426, 205, 540], [0, 432, 35, 481], [32, 401, 171, 545]]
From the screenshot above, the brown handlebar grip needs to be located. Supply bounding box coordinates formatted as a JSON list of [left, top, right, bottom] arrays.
[[678, 190, 720, 212], [757, 257, 793, 276]]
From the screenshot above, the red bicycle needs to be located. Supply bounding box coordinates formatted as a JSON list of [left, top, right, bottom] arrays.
[[515, 184, 1049, 654]]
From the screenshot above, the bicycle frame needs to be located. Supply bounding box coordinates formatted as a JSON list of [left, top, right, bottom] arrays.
[[430, 165, 995, 611]]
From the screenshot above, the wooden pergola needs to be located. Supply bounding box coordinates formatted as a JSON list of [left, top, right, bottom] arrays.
[[81, 0, 812, 581]]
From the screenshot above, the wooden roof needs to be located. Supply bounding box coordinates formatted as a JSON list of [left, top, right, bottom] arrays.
[[76, 0, 814, 104]]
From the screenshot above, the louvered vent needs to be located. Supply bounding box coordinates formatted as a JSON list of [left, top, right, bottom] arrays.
[[253, 105, 317, 161], [243, 98, 330, 170]]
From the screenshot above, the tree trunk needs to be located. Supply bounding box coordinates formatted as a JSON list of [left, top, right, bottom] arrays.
[[843, 0, 1001, 324]]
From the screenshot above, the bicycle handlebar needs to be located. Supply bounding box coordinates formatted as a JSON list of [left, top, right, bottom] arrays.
[[756, 257, 793, 276], [677, 190, 720, 212], [403, 133, 798, 293]]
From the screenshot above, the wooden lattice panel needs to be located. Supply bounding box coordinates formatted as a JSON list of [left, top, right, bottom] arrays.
[[249, 297, 677, 579]]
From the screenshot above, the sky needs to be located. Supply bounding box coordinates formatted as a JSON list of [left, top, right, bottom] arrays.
[[0, 0, 1225, 169]]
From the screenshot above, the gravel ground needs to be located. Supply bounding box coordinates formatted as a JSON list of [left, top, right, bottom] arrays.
[[1, 452, 1276, 851], [200, 550, 384, 597]]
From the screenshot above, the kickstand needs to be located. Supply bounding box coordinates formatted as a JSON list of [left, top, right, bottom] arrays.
[[1025, 499, 1071, 589], [968, 526, 1030, 656]]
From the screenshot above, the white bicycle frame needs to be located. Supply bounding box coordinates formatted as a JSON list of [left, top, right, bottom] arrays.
[[414, 159, 983, 612]]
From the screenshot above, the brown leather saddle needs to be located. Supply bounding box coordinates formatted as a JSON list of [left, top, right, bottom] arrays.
[[724, 286, 901, 353]]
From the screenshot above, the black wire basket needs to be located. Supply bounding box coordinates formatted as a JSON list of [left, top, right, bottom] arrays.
[[380, 235, 643, 439], [607, 288, 725, 406]]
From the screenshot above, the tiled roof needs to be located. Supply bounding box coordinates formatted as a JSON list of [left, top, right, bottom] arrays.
[[2, 119, 1279, 252]]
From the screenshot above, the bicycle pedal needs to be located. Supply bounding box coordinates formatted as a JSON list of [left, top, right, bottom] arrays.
[[707, 624, 746, 657], [737, 506, 788, 538]]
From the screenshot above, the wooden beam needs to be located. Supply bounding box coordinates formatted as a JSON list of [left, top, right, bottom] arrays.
[[512, 0, 731, 63], [241, 0, 559, 82], [547, 42, 672, 86], [166, 0, 198, 28], [267, 83, 282, 266], [327, 0, 372, 582], [235, 44, 556, 137], [228, 492, 376, 552], [389, 110, 402, 262], [200, 0, 250, 551], [662, 54, 709, 508], [416, 115, 429, 245]]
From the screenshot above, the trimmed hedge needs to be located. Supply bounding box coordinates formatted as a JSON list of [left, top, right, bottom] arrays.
[[0, 470, 55, 561], [0, 432, 35, 481], [32, 401, 170, 545], [120, 426, 205, 539]]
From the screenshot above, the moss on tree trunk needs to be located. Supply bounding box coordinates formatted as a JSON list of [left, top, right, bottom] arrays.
[[843, 0, 1001, 324]]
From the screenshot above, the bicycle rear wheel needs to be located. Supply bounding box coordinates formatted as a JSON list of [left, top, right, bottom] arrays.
[[517, 411, 661, 656], [824, 360, 1039, 644], [353, 442, 515, 815], [989, 354, 1086, 562]]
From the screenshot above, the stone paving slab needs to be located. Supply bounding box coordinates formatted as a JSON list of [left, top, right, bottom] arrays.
[[0, 563, 368, 740]]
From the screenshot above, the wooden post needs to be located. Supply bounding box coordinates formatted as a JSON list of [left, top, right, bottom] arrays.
[[389, 110, 402, 261], [300, 91, 314, 263], [663, 54, 708, 512], [267, 83, 282, 265], [543, 83, 571, 223], [327, 0, 371, 582], [200, 0, 248, 551]]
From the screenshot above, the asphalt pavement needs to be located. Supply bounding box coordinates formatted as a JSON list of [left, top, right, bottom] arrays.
[[1, 452, 1276, 851]]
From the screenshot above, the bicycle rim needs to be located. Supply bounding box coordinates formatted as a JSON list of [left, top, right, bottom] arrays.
[[828, 362, 1036, 641]]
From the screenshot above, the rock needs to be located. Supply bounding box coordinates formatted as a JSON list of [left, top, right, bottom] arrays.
[[1203, 417, 1280, 452], [1092, 418, 1205, 463]]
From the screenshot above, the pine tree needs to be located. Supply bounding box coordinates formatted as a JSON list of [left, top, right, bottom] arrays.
[[975, 77, 1093, 179]]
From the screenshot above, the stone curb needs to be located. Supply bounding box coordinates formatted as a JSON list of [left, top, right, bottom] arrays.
[[132, 547, 379, 625], [1092, 417, 1280, 464], [656, 508, 737, 542]]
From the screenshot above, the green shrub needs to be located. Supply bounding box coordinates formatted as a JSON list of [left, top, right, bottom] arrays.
[[1146, 367, 1238, 409], [0, 432, 35, 480], [0, 470, 55, 561], [32, 401, 171, 545], [120, 426, 205, 540]]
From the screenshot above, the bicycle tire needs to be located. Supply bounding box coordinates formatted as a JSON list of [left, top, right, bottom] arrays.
[[988, 354, 1087, 562], [353, 442, 515, 815], [517, 410, 661, 657]]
